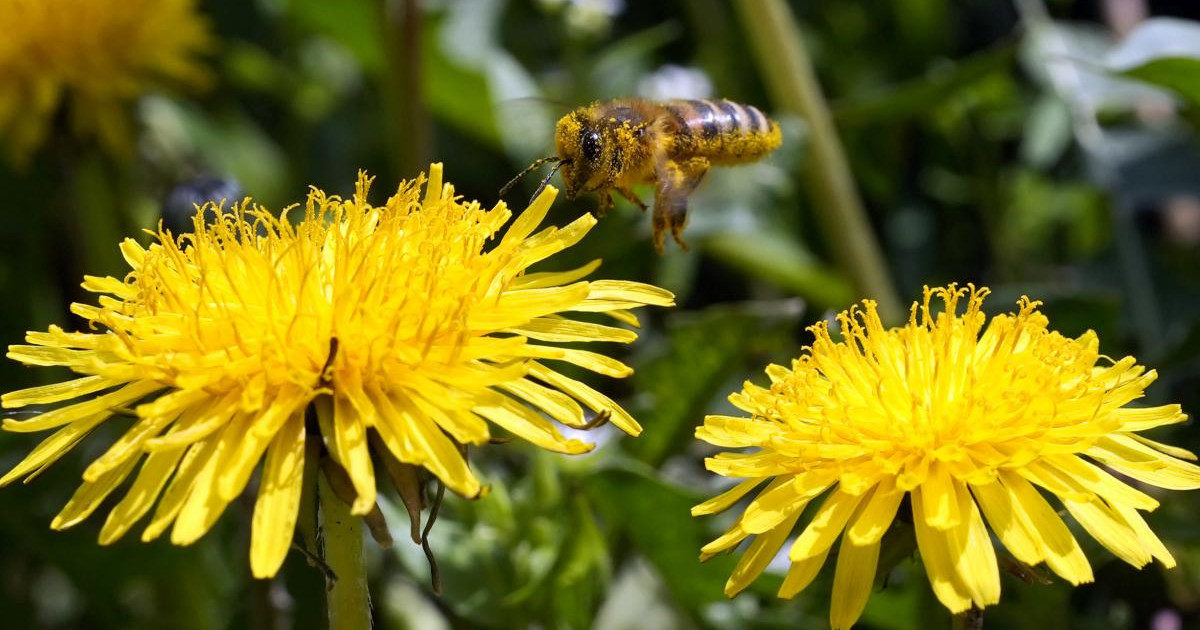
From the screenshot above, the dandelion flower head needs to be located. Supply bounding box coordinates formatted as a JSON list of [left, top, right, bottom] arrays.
[[0, 164, 673, 578], [0, 0, 212, 163], [695, 285, 1199, 629]]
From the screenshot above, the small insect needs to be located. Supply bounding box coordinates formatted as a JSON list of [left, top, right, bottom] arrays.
[[162, 175, 243, 235], [501, 98, 782, 252]]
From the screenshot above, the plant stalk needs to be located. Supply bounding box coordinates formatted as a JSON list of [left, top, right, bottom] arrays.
[[315, 401, 371, 630], [383, 0, 431, 180], [733, 0, 902, 322], [952, 607, 984, 630]]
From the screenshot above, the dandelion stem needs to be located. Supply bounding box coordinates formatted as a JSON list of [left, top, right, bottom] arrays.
[[316, 403, 372, 630], [319, 464, 371, 630], [382, 0, 430, 179], [732, 0, 902, 322], [297, 435, 321, 560], [952, 608, 984, 630]]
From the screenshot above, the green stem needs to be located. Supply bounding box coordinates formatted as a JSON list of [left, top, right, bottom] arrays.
[[316, 402, 371, 630], [298, 436, 321, 561], [382, 0, 430, 179], [732, 0, 903, 323], [320, 466, 371, 630], [951, 608, 984, 630]]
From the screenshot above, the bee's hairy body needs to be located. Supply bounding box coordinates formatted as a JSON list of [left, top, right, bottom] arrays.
[[554, 98, 781, 251]]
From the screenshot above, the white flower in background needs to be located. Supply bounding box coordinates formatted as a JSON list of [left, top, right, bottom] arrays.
[[539, 0, 625, 37], [638, 64, 715, 101]]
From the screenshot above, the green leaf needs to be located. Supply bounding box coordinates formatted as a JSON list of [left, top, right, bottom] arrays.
[[589, 22, 682, 98], [584, 466, 782, 609], [423, 16, 500, 146], [222, 43, 293, 96], [834, 44, 1016, 126], [285, 0, 385, 73], [627, 302, 802, 466], [1020, 95, 1073, 169], [550, 494, 611, 629], [139, 97, 288, 207], [702, 231, 854, 310], [1104, 18, 1200, 107], [1119, 57, 1200, 107], [1001, 170, 1108, 263]]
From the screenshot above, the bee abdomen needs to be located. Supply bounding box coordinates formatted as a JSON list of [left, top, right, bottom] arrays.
[[665, 99, 780, 162]]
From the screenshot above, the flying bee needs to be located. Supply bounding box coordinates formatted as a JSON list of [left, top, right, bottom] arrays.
[[500, 98, 783, 252]]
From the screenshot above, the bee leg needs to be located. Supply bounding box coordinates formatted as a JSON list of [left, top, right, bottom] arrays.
[[651, 207, 668, 253], [596, 189, 614, 217], [653, 157, 709, 253], [616, 186, 648, 212]]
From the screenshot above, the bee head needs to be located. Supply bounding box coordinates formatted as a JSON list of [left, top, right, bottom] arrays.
[[555, 109, 615, 198]]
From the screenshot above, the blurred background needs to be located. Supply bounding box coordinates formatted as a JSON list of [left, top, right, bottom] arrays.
[[2, 0, 1200, 628]]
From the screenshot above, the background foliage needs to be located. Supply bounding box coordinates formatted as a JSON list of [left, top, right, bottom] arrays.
[[2, 0, 1200, 628]]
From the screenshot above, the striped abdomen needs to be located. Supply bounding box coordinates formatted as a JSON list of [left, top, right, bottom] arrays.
[[662, 99, 781, 163]]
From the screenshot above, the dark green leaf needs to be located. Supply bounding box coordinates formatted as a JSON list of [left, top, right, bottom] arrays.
[[835, 44, 1016, 126]]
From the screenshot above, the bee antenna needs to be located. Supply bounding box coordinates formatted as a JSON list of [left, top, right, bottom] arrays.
[[529, 159, 567, 204], [499, 156, 561, 200]]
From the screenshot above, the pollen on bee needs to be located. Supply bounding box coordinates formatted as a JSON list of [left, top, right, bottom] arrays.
[[537, 98, 782, 251]]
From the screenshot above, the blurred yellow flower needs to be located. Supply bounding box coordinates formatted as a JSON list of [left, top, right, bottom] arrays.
[[0, 163, 672, 578], [695, 285, 1199, 629], [0, 0, 212, 163]]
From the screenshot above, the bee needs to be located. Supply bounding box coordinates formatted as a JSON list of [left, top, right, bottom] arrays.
[[500, 98, 782, 252]]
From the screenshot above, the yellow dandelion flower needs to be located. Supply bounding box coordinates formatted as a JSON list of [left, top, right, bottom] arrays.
[[694, 285, 1200, 629], [0, 0, 212, 163], [0, 164, 673, 579]]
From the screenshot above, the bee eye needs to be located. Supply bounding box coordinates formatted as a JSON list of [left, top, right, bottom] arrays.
[[581, 131, 601, 162]]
